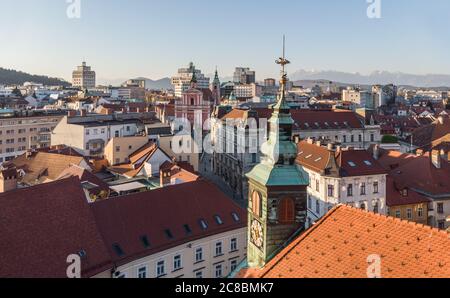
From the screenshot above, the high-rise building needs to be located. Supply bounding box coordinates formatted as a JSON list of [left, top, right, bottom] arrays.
[[72, 61, 96, 89], [233, 67, 256, 85], [264, 78, 276, 87], [171, 62, 210, 98]]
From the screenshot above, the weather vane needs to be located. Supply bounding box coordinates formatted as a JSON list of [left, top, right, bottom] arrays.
[[276, 35, 290, 78]]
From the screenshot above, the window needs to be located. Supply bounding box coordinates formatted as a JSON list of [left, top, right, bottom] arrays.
[[360, 202, 366, 210], [315, 180, 320, 192], [230, 238, 238, 252], [183, 224, 192, 235], [115, 131, 120, 137], [173, 255, 182, 271], [199, 219, 208, 230], [361, 183, 366, 195], [351, 135, 354, 143], [315, 200, 320, 214], [373, 182, 379, 194], [358, 134, 362, 142], [373, 201, 379, 214], [278, 197, 295, 224], [343, 135, 347, 143], [231, 212, 240, 222], [116, 146, 120, 152], [86, 129, 90, 135], [214, 215, 224, 225], [215, 241, 223, 256], [438, 221, 445, 230], [395, 210, 401, 218], [165, 229, 174, 239], [230, 260, 238, 272], [140, 235, 150, 248], [308, 195, 312, 209], [370, 134, 375, 142], [418, 207, 424, 218], [327, 185, 334, 197], [195, 271, 203, 279], [156, 261, 165, 277], [407, 208, 413, 220], [195, 247, 203, 263], [437, 203, 444, 214], [215, 264, 223, 278], [137, 267, 147, 278], [347, 184, 353, 197], [251, 191, 262, 218]]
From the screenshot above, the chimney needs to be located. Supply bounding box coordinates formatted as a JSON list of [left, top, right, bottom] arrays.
[[437, 116, 444, 125], [159, 168, 172, 187], [0, 168, 18, 193], [316, 141, 322, 147], [307, 138, 314, 145], [431, 150, 441, 169], [136, 108, 141, 114], [67, 110, 76, 117], [327, 143, 334, 151], [294, 135, 300, 144], [373, 144, 380, 160]]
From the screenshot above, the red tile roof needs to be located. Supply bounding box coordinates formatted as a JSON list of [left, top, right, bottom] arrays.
[[91, 180, 246, 266], [239, 205, 450, 278], [291, 110, 364, 130], [296, 141, 387, 177], [386, 176, 431, 207], [0, 177, 112, 278]]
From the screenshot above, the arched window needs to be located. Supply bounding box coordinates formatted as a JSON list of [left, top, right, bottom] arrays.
[[279, 197, 295, 224], [252, 191, 262, 218], [190, 98, 195, 106]]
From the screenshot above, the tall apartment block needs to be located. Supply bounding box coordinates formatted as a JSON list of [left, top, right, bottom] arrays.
[[72, 61, 96, 89]]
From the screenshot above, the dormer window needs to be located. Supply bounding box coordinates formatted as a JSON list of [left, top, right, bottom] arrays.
[[402, 189, 408, 197]]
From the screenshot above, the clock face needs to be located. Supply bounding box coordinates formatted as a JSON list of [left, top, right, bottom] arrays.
[[250, 219, 264, 249]]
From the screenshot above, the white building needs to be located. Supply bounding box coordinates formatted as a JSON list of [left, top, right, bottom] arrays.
[[297, 139, 388, 228], [171, 62, 210, 98], [342, 87, 372, 108], [51, 113, 146, 156], [234, 83, 262, 99]]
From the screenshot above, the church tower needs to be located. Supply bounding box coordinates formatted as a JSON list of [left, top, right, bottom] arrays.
[[245, 37, 309, 269], [210, 68, 221, 105]]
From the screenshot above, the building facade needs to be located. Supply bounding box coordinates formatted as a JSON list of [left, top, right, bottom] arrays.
[[296, 140, 388, 227], [171, 62, 210, 98], [0, 111, 64, 163], [72, 61, 96, 89]]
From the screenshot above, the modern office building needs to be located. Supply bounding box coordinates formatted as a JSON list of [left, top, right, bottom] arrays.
[[233, 67, 256, 85], [171, 62, 210, 98]]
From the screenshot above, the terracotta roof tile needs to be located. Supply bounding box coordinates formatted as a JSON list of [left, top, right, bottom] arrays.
[[241, 205, 450, 278], [0, 177, 112, 277]]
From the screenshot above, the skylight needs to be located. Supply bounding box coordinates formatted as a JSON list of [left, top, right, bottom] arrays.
[[140, 235, 150, 248], [199, 219, 208, 230], [364, 160, 373, 166], [165, 229, 174, 239], [214, 215, 224, 225], [231, 212, 240, 222], [305, 154, 313, 159], [112, 244, 125, 256], [315, 157, 322, 162], [183, 224, 192, 235], [348, 161, 357, 167]]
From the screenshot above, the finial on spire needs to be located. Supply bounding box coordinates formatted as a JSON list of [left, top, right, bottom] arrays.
[[273, 35, 291, 110]]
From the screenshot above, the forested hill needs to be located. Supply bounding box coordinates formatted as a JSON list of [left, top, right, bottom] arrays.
[[0, 67, 70, 86]]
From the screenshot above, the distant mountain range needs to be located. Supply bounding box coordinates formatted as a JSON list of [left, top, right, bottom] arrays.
[[132, 77, 172, 90], [290, 69, 450, 89], [0, 67, 70, 87]]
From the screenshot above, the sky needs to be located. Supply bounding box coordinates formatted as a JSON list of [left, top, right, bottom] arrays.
[[1, 0, 450, 84]]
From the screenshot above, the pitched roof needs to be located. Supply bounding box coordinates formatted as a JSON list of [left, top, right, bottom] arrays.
[[0, 177, 112, 278], [296, 141, 387, 177], [56, 165, 111, 198], [375, 149, 450, 196], [91, 180, 246, 266], [291, 110, 364, 130], [409, 116, 450, 150], [386, 176, 431, 207], [108, 143, 171, 178], [240, 205, 450, 278], [11, 152, 87, 185]]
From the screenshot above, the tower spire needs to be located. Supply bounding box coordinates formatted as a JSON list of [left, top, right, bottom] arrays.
[[273, 35, 291, 112]]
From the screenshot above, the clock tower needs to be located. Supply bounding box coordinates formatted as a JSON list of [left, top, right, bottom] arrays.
[[245, 37, 309, 269]]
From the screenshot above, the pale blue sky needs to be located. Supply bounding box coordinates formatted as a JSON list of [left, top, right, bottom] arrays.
[[1, 0, 449, 84]]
